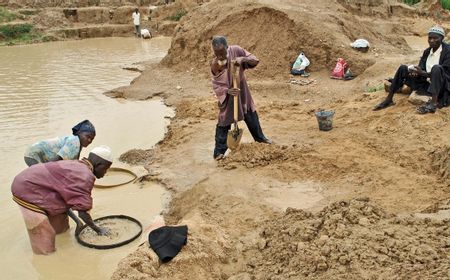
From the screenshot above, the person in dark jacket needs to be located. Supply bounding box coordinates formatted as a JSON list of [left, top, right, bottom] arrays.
[[373, 26, 450, 114]]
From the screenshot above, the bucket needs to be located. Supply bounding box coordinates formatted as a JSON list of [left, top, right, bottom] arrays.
[[315, 110, 335, 131]]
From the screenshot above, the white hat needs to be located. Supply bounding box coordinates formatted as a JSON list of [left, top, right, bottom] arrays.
[[90, 145, 113, 163], [429, 26, 445, 37]]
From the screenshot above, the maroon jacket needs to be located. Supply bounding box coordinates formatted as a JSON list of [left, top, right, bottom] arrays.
[[11, 160, 95, 216], [211, 45, 258, 126]]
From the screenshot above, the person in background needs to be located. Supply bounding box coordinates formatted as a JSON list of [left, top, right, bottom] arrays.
[[24, 120, 96, 166], [132, 8, 141, 38], [11, 146, 113, 255]]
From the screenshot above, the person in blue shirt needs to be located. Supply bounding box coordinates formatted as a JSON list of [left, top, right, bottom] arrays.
[[24, 120, 96, 166]]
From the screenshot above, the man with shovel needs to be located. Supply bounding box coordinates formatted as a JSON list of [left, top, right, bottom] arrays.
[[210, 36, 271, 160]]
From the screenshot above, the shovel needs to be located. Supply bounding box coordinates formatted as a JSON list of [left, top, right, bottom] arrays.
[[226, 64, 244, 150]]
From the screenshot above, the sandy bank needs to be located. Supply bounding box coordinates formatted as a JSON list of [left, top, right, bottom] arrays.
[[109, 0, 450, 278]]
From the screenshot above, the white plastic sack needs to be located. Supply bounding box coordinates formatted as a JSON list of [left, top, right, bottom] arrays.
[[350, 39, 370, 49], [292, 52, 310, 71]]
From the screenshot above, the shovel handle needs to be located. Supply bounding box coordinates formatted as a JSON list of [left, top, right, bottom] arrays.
[[232, 65, 239, 122]]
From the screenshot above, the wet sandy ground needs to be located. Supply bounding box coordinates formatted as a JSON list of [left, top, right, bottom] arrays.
[[110, 5, 450, 277]]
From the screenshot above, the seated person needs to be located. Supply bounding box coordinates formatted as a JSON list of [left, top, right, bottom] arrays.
[[373, 26, 450, 114]]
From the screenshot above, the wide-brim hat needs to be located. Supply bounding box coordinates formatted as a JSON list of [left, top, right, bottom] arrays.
[[148, 225, 188, 262]]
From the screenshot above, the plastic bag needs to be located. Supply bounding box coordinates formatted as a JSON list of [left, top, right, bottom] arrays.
[[331, 58, 347, 79], [350, 39, 370, 49], [292, 52, 310, 71]]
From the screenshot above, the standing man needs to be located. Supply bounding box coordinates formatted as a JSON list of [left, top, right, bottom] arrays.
[[373, 26, 450, 113], [210, 36, 271, 160], [11, 146, 113, 255], [132, 8, 141, 38]]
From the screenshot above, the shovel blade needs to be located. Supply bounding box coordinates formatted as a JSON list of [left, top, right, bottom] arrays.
[[226, 128, 243, 150]]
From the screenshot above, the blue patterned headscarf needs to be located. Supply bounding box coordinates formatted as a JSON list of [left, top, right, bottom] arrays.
[[72, 120, 96, 135]]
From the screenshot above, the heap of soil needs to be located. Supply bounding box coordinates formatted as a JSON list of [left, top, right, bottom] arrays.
[[120, 149, 154, 165], [161, 0, 413, 79], [243, 198, 450, 279], [431, 145, 450, 185], [112, 197, 450, 279], [218, 143, 308, 168]]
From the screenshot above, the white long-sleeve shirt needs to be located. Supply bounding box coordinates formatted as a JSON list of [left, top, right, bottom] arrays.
[[132, 12, 140, 26]]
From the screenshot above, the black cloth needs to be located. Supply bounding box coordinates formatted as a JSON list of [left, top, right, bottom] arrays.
[[214, 110, 267, 158], [148, 225, 188, 263], [72, 119, 96, 135]]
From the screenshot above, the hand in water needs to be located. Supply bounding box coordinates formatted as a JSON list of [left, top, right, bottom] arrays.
[[97, 227, 110, 236]]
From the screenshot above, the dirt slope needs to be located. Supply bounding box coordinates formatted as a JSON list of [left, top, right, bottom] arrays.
[[161, 0, 413, 79]]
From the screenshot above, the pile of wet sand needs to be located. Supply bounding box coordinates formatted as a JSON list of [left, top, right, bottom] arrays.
[[431, 145, 450, 185], [160, 0, 393, 79], [218, 142, 308, 168], [244, 198, 450, 279], [112, 197, 450, 279], [120, 149, 155, 165]]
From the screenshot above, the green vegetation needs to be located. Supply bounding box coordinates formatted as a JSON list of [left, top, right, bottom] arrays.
[[402, 0, 420, 5], [366, 84, 384, 93], [441, 0, 450, 10], [0, 23, 32, 38], [165, 9, 187, 21], [0, 7, 16, 23], [0, 23, 44, 45]]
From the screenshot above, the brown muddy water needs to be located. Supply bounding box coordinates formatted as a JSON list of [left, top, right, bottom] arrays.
[[0, 37, 173, 279]]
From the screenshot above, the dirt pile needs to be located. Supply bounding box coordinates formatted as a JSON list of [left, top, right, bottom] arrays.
[[417, 0, 450, 19], [244, 198, 450, 279], [218, 143, 308, 169], [120, 149, 155, 165], [336, 0, 391, 17], [431, 145, 450, 185], [162, 0, 398, 79]]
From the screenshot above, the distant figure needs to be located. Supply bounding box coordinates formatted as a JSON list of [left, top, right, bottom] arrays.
[[210, 36, 271, 160], [373, 26, 450, 113], [11, 145, 113, 254], [24, 120, 96, 166], [141, 28, 152, 39], [132, 8, 141, 38]]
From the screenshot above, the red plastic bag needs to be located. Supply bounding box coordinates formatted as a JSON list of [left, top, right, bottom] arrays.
[[331, 58, 348, 79]]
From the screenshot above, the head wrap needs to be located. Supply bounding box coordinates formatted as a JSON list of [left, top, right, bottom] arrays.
[[72, 120, 96, 135], [429, 26, 445, 37], [89, 145, 113, 163]]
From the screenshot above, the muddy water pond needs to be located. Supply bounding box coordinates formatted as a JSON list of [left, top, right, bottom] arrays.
[[0, 37, 173, 279]]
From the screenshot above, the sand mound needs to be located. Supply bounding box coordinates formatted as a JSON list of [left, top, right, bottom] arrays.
[[161, 0, 387, 79], [244, 198, 450, 279], [120, 149, 154, 165], [218, 143, 308, 168], [431, 145, 450, 185]]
